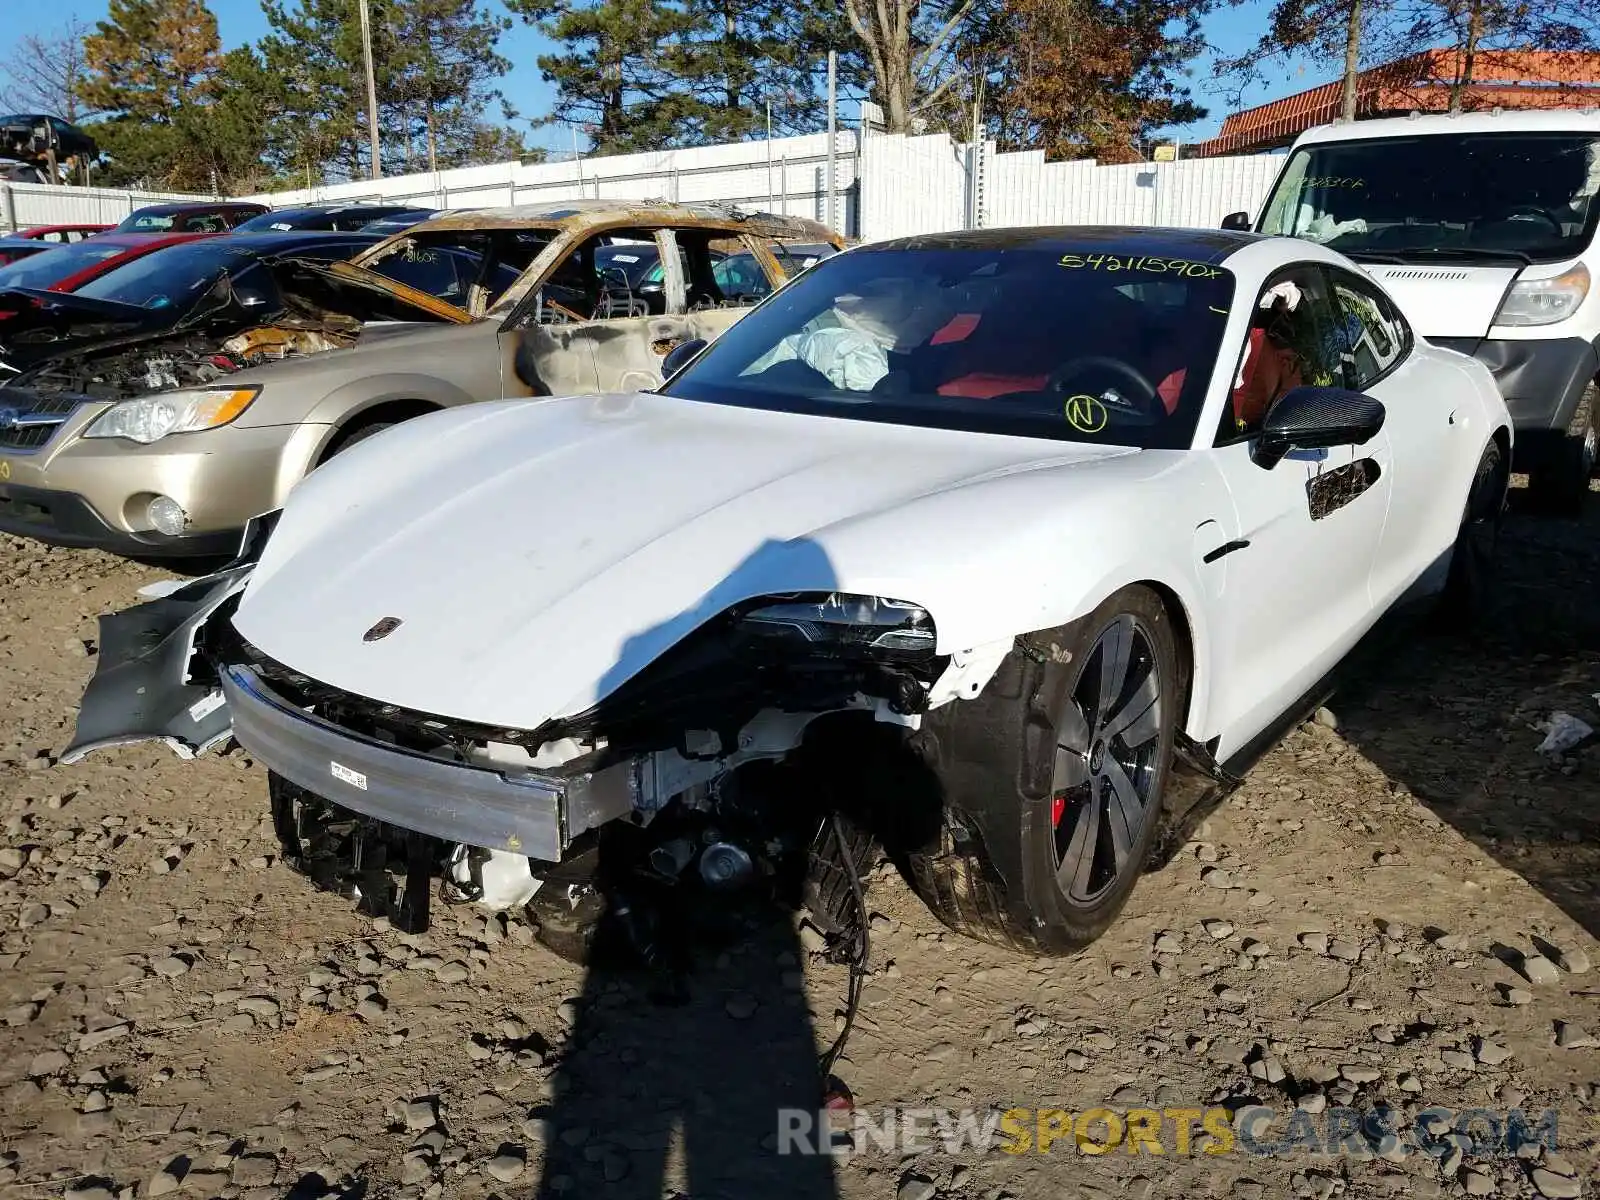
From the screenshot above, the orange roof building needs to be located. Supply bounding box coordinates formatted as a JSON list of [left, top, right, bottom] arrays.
[[1195, 49, 1600, 156]]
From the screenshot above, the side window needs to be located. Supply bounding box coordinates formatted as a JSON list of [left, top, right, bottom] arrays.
[[1328, 269, 1411, 390], [672, 231, 730, 311], [369, 244, 480, 304], [1219, 267, 1344, 442], [713, 253, 772, 302], [537, 236, 601, 322]]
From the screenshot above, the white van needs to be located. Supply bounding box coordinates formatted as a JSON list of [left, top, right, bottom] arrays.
[[1224, 111, 1600, 510]]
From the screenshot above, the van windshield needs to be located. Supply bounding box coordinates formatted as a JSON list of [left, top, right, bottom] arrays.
[[1258, 132, 1600, 264]]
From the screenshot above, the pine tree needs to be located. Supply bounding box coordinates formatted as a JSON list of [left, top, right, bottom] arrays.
[[995, 0, 1209, 161], [258, 0, 399, 181], [77, 0, 267, 189], [674, 0, 861, 140], [259, 0, 517, 182], [507, 0, 706, 152], [388, 0, 514, 171]]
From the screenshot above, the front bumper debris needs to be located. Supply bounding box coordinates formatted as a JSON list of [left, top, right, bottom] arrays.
[[219, 663, 636, 863], [61, 567, 254, 764]]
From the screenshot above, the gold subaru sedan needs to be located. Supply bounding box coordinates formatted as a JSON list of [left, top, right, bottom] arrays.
[[0, 202, 841, 560]]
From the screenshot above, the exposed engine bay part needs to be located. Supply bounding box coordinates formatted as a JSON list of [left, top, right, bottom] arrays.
[[9, 325, 362, 403], [1, 255, 459, 403], [220, 325, 357, 364]]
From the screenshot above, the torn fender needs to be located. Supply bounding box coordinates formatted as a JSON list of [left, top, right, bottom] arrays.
[[61, 567, 254, 765]]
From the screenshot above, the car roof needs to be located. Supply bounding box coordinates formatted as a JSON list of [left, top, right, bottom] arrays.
[[126, 201, 268, 216], [257, 203, 423, 218], [407, 199, 840, 244], [1292, 110, 1600, 147], [20, 223, 112, 235], [859, 225, 1261, 264], [181, 230, 385, 254]]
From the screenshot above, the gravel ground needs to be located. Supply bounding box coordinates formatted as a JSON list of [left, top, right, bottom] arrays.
[[1, 487, 1597, 1200]]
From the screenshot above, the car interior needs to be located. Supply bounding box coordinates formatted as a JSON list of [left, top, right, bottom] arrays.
[[741, 264, 1227, 435]]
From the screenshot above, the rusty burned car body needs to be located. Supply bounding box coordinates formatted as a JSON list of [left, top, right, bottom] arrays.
[[0, 201, 842, 560]]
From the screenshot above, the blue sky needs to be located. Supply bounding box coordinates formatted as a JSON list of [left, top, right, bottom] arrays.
[[3, 0, 1323, 154]]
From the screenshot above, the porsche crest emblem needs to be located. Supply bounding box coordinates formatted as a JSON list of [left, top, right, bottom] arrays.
[[362, 617, 403, 642]]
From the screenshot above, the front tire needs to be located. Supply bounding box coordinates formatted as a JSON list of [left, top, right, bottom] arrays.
[[1527, 384, 1596, 515], [904, 586, 1179, 955], [1440, 439, 1506, 626]]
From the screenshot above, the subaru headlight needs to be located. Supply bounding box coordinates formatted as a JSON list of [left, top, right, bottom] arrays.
[[733, 592, 936, 660], [1494, 263, 1590, 327], [84, 386, 261, 444]]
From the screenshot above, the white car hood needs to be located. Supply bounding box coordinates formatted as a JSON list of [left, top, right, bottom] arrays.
[[234, 392, 1146, 730], [1361, 263, 1517, 340]]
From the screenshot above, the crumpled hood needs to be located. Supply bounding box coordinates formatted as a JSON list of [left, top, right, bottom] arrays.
[[262, 257, 471, 326], [0, 288, 158, 373], [234, 392, 1154, 730], [1360, 263, 1518, 340]]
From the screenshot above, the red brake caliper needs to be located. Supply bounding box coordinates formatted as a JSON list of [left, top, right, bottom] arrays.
[[1051, 793, 1066, 827]]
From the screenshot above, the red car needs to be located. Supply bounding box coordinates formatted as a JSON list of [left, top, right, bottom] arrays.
[[18, 223, 111, 244], [0, 232, 213, 294], [113, 202, 268, 234]]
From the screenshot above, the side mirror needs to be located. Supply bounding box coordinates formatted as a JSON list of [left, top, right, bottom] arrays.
[[660, 337, 708, 380], [1253, 385, 1385, 470], [1221, 211, 1252, 232]]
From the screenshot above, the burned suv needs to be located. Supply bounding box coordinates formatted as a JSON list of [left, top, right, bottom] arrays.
[[0, 202, 841, 560]]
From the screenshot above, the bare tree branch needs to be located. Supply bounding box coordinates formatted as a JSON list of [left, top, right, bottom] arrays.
[[0, 20, 96, 122], [914, 0, 977, 73]]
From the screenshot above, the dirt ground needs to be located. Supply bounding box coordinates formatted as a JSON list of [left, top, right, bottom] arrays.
[[1, 487, 1598, 1200]]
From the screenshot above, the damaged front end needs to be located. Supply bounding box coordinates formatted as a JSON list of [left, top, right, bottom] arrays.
[[65, 553, 950, 951], [2, 258, 462, 404]]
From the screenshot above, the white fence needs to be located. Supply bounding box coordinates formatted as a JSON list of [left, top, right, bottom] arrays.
[[0, 181, 208, 232], [238, 132, 863, 233], [2, 129, 1285, 241]]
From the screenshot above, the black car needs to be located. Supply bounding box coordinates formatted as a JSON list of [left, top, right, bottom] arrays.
[[593, 242, 730, 314], [0, 230, 398, 392], [232, 204, 437, 234], [0, 114, 98, 166]]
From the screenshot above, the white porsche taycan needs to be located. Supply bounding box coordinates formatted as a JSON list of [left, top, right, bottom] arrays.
[[65, 225, 1511, 957]]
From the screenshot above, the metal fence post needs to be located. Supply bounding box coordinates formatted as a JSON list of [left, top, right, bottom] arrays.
[[1, 185, 15, 234]]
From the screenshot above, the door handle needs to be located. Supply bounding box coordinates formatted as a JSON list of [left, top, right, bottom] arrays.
[[1203, 539, 1251, 563]]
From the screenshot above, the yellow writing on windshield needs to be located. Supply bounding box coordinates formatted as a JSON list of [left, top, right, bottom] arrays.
[[1064, 394, 1109, 433], [1058, 254, 1222, 278]]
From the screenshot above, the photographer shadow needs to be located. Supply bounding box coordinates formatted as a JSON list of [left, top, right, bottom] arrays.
[[530, 535, 856, 1200]]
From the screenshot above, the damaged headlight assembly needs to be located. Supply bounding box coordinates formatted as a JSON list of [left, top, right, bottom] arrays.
[[83, 385, 262, 444], [733, 593, 936, 661]]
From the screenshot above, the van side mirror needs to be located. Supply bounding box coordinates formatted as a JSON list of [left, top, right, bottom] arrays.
[[1253, 386, 1385, 470], [1221, 211, 1252, 232]]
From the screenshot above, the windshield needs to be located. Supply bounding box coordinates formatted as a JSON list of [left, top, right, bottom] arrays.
[[595, 243, 661, 288], [1259, 132, 1600, 263], [663, 245, 1235, 448], [74, 241, 260, 309], [234, 210, 330, 233], [0, 241, 133, 290]]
